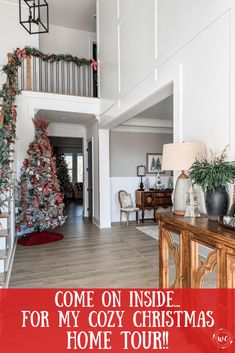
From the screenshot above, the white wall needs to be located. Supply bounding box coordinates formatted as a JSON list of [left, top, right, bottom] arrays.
[[111, 175, 172, 223], [47, 123, 86, 138], [98, 0, 235, 158], [110, 131, 173, 222], [39, 24, 96, 58], [97, 0, 235, 220], [0, 1, 39, 88], [110, 131, 173, 177], [15, 91, 99, 177]]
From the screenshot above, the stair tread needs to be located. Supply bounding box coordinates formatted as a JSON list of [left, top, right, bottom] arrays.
[[0, 212, 10, 219], [0, 272, 6, 285], [0, 249, 8, 259], [0, 229, 9, 237]]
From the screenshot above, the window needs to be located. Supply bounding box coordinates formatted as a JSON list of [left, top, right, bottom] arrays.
[[77, 155, 83, 182], [64, 153, 73, 182]]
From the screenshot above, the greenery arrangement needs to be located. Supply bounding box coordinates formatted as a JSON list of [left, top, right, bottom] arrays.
[[0, 46, 97, 196], [189, 146, 235, 192]]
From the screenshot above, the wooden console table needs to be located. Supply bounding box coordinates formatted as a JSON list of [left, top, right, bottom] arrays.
[[157, 213, 235, 288], [135, 190, 172, 223]]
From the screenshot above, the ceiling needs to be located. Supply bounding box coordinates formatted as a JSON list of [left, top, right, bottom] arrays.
[[112, 95, 173, 134], [36, 109, 96, 126], [9, 0, 97, 32]]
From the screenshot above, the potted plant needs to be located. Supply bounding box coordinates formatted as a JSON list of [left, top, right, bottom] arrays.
[[189, 146, 235, 221]]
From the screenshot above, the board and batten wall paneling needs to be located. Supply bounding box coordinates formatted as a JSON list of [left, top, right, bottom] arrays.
[[98, 0, 119, 112], [157, 0, 231, 66], [110, 131, 173, 177], [119, 0, 155, 96], [180, 11, 230, 151]]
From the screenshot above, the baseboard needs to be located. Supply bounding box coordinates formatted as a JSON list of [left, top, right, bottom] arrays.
[[93, 217, 100, 228], [4, 239, 17, 288]]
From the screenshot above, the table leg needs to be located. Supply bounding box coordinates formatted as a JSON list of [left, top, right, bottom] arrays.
[[142, 209, 144, 223]]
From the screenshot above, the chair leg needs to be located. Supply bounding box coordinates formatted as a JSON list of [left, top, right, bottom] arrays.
[[120, 211, 122, 223], [127, 213, 129, 226]]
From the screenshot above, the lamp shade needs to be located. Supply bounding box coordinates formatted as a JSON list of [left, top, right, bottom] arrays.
[[161, 142, 205, 171], [137, 165, 146, 176]]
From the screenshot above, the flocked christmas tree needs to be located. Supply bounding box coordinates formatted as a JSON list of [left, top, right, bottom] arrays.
[[16, 118, 66, 233], [55, 150, 73, 196]]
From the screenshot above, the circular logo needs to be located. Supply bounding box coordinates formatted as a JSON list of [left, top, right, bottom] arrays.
[[212, 329, 233, 349]]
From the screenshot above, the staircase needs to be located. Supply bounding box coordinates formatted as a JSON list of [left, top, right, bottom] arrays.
[[0, 178, 16, 288]]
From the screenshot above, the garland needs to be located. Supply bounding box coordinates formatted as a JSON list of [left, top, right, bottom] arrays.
[[0, 47, 97, 196]]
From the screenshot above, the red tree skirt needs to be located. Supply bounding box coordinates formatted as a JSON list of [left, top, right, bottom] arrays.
[[17, 231, 64, 246]]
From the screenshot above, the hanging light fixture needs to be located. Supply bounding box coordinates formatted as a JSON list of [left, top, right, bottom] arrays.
[[19, 0, 49, 34]]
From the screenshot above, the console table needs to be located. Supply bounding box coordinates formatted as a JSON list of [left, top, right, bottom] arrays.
[[157, 213, 235, 288], [135, 190, 172, 223]]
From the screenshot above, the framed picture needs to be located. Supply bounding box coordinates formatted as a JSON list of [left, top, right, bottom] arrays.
[[146, 153, 165, 174]]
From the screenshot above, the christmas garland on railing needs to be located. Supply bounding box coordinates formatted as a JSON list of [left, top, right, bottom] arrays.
[[0, 46, 97, 195]]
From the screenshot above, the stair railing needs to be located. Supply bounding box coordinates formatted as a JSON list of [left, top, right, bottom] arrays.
[[16, 47, 97, 97]]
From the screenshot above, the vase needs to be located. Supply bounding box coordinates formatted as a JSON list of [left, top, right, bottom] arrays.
[[205, 187, 229, 221]]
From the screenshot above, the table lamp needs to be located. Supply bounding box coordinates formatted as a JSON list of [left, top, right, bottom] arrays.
[[161, 142, 205, 215], [137, 165, 146, 190]]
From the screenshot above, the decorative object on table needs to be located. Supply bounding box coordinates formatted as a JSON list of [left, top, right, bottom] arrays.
[[162, 142, 205, 216], [167, 176, 173, 189], [219, 215, 235, 230], [184, 185, 201, 217], [118, 190, 140, 226], [137, 165, 146, 190], [155, 171, 162, 189], [16, 117, 66, 244], [146, 153, 164, 174], [189, 145, 235, 221], [144, 177, 150, 191], [19, 0, 49, 35]]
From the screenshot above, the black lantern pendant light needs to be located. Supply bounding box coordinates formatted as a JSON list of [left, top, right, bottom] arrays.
[[19, 0, 49, 34]]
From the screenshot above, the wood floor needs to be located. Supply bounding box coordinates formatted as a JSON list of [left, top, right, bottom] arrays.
[[10, 202, 159, 288]]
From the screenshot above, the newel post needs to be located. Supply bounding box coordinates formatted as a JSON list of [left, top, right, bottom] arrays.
[[26, 55, 32, 91]]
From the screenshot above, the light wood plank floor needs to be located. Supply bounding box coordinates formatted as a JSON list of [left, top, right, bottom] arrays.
[[10, 202, 159, 288]]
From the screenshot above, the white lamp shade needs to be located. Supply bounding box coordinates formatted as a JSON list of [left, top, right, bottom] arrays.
[[161, 142, 205, 171]]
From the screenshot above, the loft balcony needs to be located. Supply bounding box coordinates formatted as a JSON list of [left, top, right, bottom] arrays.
[[14, 47, 98, 98]]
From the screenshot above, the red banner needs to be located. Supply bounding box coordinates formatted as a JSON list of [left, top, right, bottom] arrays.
[[0, 289, 234, 352]]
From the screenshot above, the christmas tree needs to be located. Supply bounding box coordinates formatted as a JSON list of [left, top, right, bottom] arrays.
[[16, 118, 66, 233], [55, 150, 73, 196]]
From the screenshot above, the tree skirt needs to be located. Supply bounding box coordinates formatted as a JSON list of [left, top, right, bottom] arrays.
[[17, 231, 64, 246]]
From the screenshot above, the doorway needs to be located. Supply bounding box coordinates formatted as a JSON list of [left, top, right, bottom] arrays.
[[49, 136, 84, 218]]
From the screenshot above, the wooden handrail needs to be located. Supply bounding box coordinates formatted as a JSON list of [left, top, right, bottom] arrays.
[[0, 105, 4, 125]]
